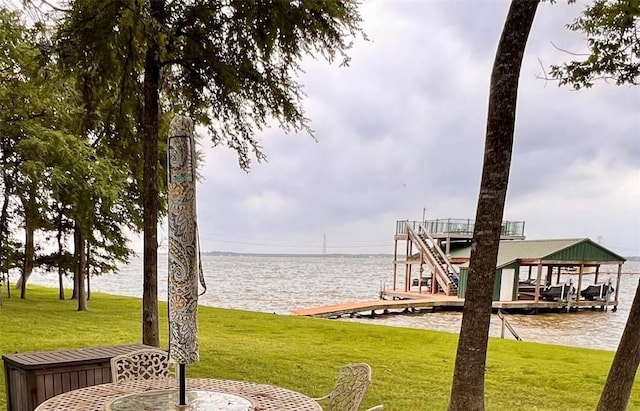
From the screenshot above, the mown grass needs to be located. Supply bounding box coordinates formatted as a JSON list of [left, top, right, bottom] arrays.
[[0, 286, 638, 410]]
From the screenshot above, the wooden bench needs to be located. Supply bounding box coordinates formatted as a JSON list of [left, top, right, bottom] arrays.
[[3, 344, 154, 411]]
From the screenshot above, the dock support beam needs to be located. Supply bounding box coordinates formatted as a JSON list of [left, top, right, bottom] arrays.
[[392, 240, 398, 291], [534, 263, 543, 306], [407, 241, 413, 292], [575, 264, 584, 309], [614, 263, 622, 311], [404, 239, 410, 292]]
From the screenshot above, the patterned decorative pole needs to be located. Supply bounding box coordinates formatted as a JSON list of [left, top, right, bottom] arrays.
[[168, 115, 199, 406]]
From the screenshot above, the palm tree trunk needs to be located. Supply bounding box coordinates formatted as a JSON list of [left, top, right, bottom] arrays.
[[448, 1, 539, 410], [596, 278, 640, 410]]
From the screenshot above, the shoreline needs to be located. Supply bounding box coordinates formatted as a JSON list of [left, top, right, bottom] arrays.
[[5, 283, 624, 352], [14, 257, 640, 352]]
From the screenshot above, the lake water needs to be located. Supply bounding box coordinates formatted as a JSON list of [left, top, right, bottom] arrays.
[[26, 256, 640, 351]]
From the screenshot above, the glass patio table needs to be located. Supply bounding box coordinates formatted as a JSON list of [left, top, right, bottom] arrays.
[[105, 389, 253, 411], [33, 378, 322, 411]]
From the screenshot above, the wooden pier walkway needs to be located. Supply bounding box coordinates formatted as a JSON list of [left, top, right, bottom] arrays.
[[292, 292, 618, 318], [292, 295, 463, 319]]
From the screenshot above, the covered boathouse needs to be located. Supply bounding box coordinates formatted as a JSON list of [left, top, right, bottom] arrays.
[[390, 219, 626, 312]]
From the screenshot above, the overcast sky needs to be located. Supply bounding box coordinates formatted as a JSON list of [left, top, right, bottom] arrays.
[[157, 0, 639, 256]]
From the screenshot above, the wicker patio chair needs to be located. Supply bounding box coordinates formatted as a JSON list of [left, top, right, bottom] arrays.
[[313, 363, 383, 411], [110, 348, 175, 383]]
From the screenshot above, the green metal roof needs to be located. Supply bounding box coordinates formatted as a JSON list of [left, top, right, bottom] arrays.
[[448, 238, 626, 268]]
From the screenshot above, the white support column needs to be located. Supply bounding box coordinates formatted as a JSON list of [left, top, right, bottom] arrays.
[[534, 262, 543, 305]]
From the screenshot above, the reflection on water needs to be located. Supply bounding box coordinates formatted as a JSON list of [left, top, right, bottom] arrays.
[[27, 256, 639, 351]]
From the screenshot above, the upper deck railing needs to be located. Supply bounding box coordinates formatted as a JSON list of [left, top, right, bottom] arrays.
[[396, 219, 525, 237]]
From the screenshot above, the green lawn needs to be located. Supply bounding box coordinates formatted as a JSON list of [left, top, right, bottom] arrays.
[[1, 286, 638, 410]]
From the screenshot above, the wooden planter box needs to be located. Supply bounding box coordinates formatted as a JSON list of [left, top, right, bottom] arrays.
[[3, 344, 152, 411]]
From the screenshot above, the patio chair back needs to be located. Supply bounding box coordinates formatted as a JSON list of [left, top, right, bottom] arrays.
[[320, 363, 372, 411], [110, 348, 174, 383]]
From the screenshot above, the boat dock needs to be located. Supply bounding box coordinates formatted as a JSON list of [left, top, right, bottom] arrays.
[[293, 292, 619, 319], [295, 219, 626, 320]]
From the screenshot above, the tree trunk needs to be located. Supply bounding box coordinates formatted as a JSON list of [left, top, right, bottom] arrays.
[[71, 276, 78, 299], [17, 189, 37, 298], [141, 0, 165, 348], [74, 223, 87, 311], [58, 270, 65, 299], [0, 162, 9, 278], [20, 218, 35, 299], [71, 227, 78, 300], [86, 241, 91, 301], [448, 1, 539, 410], [0, 186, 8, 294], [57, 207, 65, 300], [596, 278, 640, 411]]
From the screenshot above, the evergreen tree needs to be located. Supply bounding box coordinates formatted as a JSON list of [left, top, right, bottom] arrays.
[[0, 9, 23, 296], [1, 7, 137, 307], [0, 8, 55, 298], [57, 0, 364, 346]]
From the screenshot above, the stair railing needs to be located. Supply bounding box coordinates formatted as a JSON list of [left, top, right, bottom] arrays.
[[418, 224, 459, 281], [406, 225, 453, 294]]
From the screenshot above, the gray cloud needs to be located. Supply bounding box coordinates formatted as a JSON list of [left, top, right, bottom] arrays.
[[149, 0, 640, 256]]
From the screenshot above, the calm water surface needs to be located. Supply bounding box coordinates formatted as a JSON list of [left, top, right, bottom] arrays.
[[29, 256, 639, 351]]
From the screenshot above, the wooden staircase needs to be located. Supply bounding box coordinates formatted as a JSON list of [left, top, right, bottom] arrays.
[[407, 224, 459, 296]]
